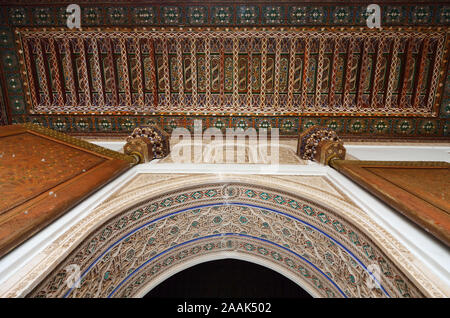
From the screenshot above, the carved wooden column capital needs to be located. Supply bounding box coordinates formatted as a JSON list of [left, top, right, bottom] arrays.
[[297, 125, 346, 165], [124, 124, 170, 163]]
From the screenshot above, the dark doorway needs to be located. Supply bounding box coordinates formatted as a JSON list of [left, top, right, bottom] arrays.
[[144, 258, 313, 298]]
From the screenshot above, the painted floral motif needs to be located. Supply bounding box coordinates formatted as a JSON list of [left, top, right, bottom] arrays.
[[95, 118, 114, 132], [410, 6, 432, 24], [322, 118, 344, 133], [237, 6, 259, 25], [332, 7, 353, 24], [161, 6, 182, 25], [289, 6, 308, 24], [133, 7, 156, 25], [107, 7, 127, 25], [187, 7, 208, 25], [370, 119, 391, 134], [6, 74, 21, 93], [384, 6, 405, 24], [348, 119, 368, 133], [437, 6, 450, 24], [394, 119, 415, 135], [355, 6, 372, 25], [309, 7, 327, 24], [33, 8, 53, 25], [0, 28, 13, 48], [8, 7, 27, 25], [211, 6, 233, 25], [418, 120, 439, 135], [9, 96, 25, 114], [262, 6, 284, 24], [1, 51, 17, 72], [56, 7, 71, 26], [302, 118, 321, 131], [82, 7, 103, 25]]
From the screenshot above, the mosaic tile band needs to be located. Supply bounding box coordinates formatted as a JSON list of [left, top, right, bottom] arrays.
[[9, 114, 448, 140], [1, 3, 450, 27]]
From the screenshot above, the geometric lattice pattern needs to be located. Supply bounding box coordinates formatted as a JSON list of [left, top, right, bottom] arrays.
[[16, 28, 448, 117]]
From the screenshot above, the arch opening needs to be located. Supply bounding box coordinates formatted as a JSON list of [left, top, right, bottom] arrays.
[[143, 258, 314, 298]]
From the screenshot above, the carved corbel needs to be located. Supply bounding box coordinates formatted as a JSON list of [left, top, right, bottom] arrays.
[[123, 137, 153, 163], [124, 124, 170, 163], [297, 125, 346, 165]]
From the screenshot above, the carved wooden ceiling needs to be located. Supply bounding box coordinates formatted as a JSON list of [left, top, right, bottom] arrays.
[[0, 1, 449, 140]]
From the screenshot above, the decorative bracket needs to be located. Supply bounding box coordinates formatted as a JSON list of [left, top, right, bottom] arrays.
[[297, 125, 346, 165], [124, 124, 170, 163]]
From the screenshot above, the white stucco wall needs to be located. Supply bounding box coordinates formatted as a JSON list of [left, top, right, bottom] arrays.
[[345, 144, 450, 162], [88, 140, 450, 163]]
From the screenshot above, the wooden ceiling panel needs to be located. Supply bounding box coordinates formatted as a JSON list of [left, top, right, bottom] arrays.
[[330, 160, 450, 246], [0, 123, 136, 257]]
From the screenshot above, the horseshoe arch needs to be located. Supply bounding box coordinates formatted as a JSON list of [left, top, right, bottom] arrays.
[[26, 174, 436, 298]]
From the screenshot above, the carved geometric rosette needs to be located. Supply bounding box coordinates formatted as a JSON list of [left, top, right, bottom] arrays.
[[124, 124, 170, 162], [297, 125, 346, 165]]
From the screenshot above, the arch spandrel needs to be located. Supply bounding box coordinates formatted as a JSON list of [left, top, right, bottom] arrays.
[[26, 176, 430, 298]]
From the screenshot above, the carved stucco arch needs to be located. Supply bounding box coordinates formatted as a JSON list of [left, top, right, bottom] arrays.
[[18, 174, 445, 298]]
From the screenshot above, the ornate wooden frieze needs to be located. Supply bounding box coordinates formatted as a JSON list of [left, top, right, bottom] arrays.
[[14, 27, 449, 118]]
